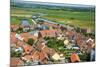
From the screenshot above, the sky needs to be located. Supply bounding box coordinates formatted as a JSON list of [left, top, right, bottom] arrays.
[[23, 0, 95, 5]]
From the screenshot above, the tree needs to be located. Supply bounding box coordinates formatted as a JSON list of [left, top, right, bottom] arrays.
[[27, 38, 34, 46], [47, 37, 65, 52], [16, 26, 23, 34], [78, 53, 90, 62], [70, 17, 75, 20], [11, 50, 22, 57]]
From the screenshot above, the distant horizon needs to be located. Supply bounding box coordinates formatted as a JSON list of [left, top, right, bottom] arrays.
[[11, 0, 95, 6], [11, 0, 95, 7]]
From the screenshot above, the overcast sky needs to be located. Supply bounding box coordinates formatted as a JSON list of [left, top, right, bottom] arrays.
[[23, 0, 95, 5]]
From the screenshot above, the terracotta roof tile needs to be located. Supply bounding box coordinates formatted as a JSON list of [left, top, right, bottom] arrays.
[[31, 51, 40, 61], [17, 41, 25, 47], [11, 24, 19, 31], [22, 45, 33, 54], [22, 55, 33, 61], [37, 44, 44, 50], [39, 29, 60, 38], [11, 57, 24, 66], [39, 51, 48, 61], [70, 53, 80, 63], [20, 33, 37, 42], [10, 32, 18, 44], [42, 46, 50, 54], [66, 31, 76, 37]]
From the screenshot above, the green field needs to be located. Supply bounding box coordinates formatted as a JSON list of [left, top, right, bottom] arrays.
[[11, 7, 95, 29]]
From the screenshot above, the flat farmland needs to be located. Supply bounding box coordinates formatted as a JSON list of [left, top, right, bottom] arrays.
[[11, 7, 95, 29]]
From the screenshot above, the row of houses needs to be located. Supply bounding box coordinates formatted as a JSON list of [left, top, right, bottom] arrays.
[[11, 17, 95, 66], [11, 32, 81, 66], [10, 31, 66, 66]]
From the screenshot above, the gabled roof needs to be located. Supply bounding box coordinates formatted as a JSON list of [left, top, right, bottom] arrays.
[[39, 29, 58, 34], [37, 43, 51, 54], [20, 33, 37, 42], [37, 43, 45, 50], [20, 33, 31, 37], [39, 51, 48, 61], [17, 40, 26, 47], [22, 45, 34, 54], [39, 29, 60, 38], [11, 57, 24, 66], [10, 32, 18, 44], [66, 31, 76, 37], [22, 55, 33, 61], [22, 48, 40, 61], [31, 51, 40, 61], [70, 53, 80, 63], [42, 46, 50, 54], [11, 24, 19, 31]]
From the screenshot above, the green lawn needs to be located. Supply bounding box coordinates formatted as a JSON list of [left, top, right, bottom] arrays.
[[11, 16, 33, 24]]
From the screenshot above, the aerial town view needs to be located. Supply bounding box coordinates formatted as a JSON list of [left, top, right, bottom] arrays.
[[10, 0, 95, 66]]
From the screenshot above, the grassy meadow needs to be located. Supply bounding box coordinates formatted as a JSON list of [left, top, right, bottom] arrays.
[[11, 6, 95, 29]]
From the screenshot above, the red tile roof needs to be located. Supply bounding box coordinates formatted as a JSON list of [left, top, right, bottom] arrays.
[[20, 33, 37, 42], [37, 43, 51, 55], [42, 46, 50, 54], [39, 51, 47, 61], [22, 48, 40, 61], [11, 24, 19, 31], [39, 29, 60, 38], [70, 53, 80, 63], [11, 57, 24, 66], [22, 55, 33, 61], [22, 45, 33, 54], [31, 51, 40, 61], [10, 32, 18, 44], [17, 40, 25, 47], [66, 31, 76, 37], [37, 43, 45, 50], [20, 33, 30, 37]]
